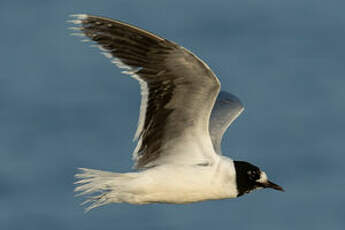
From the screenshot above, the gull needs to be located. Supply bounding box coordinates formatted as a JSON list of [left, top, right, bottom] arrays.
[[69, 14, 284, 212]]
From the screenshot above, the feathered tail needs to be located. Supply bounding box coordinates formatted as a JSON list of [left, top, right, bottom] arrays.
[[74, 168, 137, 212]]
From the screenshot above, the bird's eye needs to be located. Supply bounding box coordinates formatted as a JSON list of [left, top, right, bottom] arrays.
[[247, 170, 259, 180]]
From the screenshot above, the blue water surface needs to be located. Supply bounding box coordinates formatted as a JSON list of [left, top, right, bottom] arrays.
[[1, 0, 344, 229]]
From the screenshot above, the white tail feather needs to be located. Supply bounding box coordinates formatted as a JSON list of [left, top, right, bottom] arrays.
[[74, 168, 137, 212]]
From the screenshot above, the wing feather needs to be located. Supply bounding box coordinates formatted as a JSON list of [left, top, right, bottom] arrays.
[[70, 14, 220, 168], [209, 91, 244, 155]]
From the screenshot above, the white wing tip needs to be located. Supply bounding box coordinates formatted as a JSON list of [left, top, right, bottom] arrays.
[[69, 33, 85, 37], [67, 14, 88, 25], [68, 26, 82, 31], [102, 52, 113, 59], [69, 14, 88, 19], [66, 20, 83, 24]]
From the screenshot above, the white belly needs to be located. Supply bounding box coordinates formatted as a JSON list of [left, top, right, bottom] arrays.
[[125, 159, 238, 204], [75, 156, 238, 211]]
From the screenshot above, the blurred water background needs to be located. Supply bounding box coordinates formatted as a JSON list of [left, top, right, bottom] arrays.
[[1, 0, 345, 229]]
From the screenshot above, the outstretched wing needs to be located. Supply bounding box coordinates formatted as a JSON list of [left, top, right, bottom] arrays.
[[69, 15, 220, 169], [209, 91, 244, 155]]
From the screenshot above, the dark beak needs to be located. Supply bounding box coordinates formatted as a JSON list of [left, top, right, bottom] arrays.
[[263, 180, 284, 192]]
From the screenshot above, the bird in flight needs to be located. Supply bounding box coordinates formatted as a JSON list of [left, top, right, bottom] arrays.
[[69, 14, 284, 212]]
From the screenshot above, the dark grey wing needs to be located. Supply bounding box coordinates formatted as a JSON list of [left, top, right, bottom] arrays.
[[69, 15, 220, 169], [209, 91, 244, 155]]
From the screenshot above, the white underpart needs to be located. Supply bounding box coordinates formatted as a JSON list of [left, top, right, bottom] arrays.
[[75, 157, 237, 211]]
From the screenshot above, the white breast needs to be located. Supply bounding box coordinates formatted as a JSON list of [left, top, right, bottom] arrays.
[[123, 156, 238, 204]]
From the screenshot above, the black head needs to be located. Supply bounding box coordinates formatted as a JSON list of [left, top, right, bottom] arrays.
[[234, 161, 284, 197]]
